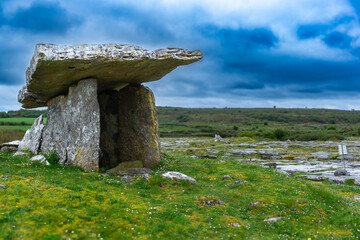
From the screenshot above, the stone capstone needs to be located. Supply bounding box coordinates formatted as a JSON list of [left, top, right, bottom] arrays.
[[18, 115, 44, 154], [19, 44, 203, 108], [41, 78, 100, 171]]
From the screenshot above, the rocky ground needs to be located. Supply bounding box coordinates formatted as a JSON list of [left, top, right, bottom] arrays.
[[161, 136, 360, 185]]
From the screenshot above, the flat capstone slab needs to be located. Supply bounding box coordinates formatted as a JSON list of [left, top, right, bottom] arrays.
[[19, 44, 203, 108]]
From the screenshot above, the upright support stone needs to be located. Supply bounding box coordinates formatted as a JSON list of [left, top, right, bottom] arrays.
[[99, 84, 161, 169], [41, 78, 100, 171], [18, 115, 44, 154]]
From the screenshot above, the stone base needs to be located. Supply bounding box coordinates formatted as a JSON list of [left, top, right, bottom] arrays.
[[39, 79, 161, 171]]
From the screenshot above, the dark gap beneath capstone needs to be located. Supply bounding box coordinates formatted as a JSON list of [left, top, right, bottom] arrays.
[[98, 90, 121, 169]]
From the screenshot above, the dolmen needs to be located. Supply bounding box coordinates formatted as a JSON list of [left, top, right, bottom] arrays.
[[18, 44, 202, 171]]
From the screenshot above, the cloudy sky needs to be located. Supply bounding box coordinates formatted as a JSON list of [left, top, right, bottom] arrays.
[[1, 0, 360, 110]]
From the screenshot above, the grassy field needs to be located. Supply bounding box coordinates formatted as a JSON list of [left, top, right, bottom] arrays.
[[0, 138, 360, 239], [1, 107, 360, 143]]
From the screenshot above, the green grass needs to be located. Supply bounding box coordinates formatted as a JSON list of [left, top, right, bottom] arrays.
[[1, 139, 360, 239], [0, 118, 41, 124], [0, 125, 31, 131], [2, 107, 360, 140]]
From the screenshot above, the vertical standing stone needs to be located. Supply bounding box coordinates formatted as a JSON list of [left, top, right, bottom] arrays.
[[18, 115, 44, 154], [99, 84, 161, 169], [41, 78, 100, 171], [117, 84, 161, 168]]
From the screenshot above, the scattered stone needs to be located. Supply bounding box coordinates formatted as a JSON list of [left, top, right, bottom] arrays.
[[13, 151, 29, 157], [260, 152, 279, 159], [197, 200, 226, 206], [0, 147, 17, 153], [354, 195, 360, 201], [268, 163, 277, 169], [0, 184, 9, 189], [334, 169, 350, 176], [249, 202, 261, 207], [336, 155, 357, 160], [30, 155, 50, 165], [214, 134, 230, 144], [198, 155, 217, 159], [227, 180, 247, 186], [121, 175, 133, 184], [222, 175, 231, 180], [1, 140, 20, 148], [125, 168, 153, 175], [293, 157, 307, 161], [141, 173, 151, 182], [160, 171, 197, 184], [299, 175, 328, 181], [106, 161, 143, 175], [264, 217, 282, 222], [217, 160, 225, 164], [1, 175, 10, 179], [310, 151, 331, 159], [18, 115, 44, 154], [228, 149, 257, 157]]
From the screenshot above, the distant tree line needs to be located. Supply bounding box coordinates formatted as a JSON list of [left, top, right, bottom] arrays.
[[0, 109, 47, 118]]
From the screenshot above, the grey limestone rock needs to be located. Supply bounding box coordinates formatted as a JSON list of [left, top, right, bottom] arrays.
[[0, 147, 17, 153], [30, 155, 50, 165], [249, 202, 261, 207], [264, 217, 282, 222], [227, 180, 247, 186], [41, 78, 100, 171], [18, 115, 44, 154], [197, 200, 226, 206], [19, 44, 202, 108], [161, 171, 197, 184], [1, 140, 20, 148], [334, 169, 350, 176], [268, 162, 277, 168], [222, 175, 231, 180], [13, 151, 29, 156], [310, 151, 331, 159], [121, 175, 133, 184]]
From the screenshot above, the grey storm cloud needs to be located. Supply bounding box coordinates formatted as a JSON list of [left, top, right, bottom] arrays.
[[1, 0, 360, 110]]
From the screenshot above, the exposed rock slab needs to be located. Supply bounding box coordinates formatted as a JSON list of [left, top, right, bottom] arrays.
[[18, 115, 44, 154], [19, 44, 203, 108], [1, 140, 20, 148], [29, 155, 50, 165], [41, 78, 100, 171], [160, 171, 197, 184]]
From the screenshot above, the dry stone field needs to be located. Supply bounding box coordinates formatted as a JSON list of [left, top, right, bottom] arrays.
[[162, 136, 360, 187]]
